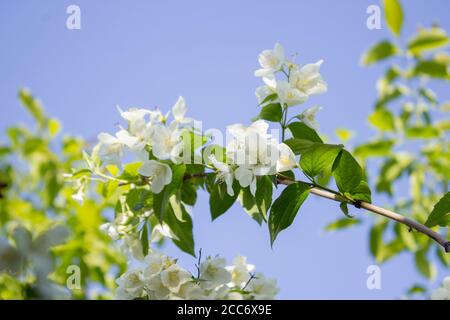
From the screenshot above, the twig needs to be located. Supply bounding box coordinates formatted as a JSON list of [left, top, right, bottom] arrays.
[[277, 177, 450, 253]]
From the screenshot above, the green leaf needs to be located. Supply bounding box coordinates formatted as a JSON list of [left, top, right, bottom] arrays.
[[354, 140, 394, 159], [48, 118, 61, 137], [424, 192, 450, 227], [269, 182, 310, 245], [325, 217, 361, 232], [383, 0, 403, 36], [412, 60, 449, 79], [332, 150, 363, 193], [140, 222, 149, 257], [300, 144, 343, 179], [415, 249, 436, 280], [71, 168, 92, 179], [163, 203, 195, 256], [350, 181, 372, 203], [368, 107, 395, 132], [255, 176, 273, 221], [405, 125, 440, 139], [18, 89, 45, 127], [408, 27, 449, 55], [257, 103, 282, 122], [283, 138, 315, 155], [339, 202, 353, 218], [361, 41, 399, 65], [238, 188, 264, 225], [153, 164, 186, 221], [394, 224, 417, 252], [288, 122, 323, 143], [181, 182, 197, 206], [209, 180, 240, 220], [259, 93, 278, 105], [370, 220, 388, 262]]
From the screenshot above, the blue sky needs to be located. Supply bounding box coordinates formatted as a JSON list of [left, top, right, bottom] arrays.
[[1, 0, 449, 299]]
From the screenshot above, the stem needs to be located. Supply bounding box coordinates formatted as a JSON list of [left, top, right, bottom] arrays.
[[182, 173, 450, 252], [277, 176, 450, 252]]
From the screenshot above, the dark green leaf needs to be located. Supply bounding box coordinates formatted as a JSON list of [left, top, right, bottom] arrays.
[[269, 182, 310, 245], [257, 103, 282, 122], [283, 138, 315, 155], [361, 41, 398, 65], [408, 27, 449, 55], [140, 222, 149, 257], [300, 144, 343, 179], [255, 176, 273, 221], [425, 192, 450, 227], [287, 122, 323, 143], [333, 150, 363, 193], [163, 203, 195, 256], [209, 180, 240, 220]]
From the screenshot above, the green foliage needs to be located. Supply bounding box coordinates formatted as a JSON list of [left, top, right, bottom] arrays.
[[268, 182, 310, 245], [356, 3, 450, 287], [361, 41, 399, 65], [383, 0, 403, 36], [0, 90, 126, 299], [256, 103, 283, 122], [425, 192, 450, 227], [300, 144, 342, 179], [209, 180, 240, 220]]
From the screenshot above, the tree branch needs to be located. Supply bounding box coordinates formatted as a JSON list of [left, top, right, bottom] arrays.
[[183, 172, 449, 251], [277, 177, 450, 253]]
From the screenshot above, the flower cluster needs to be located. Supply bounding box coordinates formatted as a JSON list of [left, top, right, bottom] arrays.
[[430, 276, 450, 300], [255, 43, 327, 129], [115, 251, 279, 300], [210, 120, 296, 196], [96, 96, 193, 194]]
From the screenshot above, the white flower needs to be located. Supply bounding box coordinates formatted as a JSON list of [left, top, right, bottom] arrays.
[[150, 223, 174, 243], [298, 105, 322, 130], [115, 268, 145, 298], [121, 235, 145, 260], [255, 43, 285, 77], [160, 264, 192, 292], [138, 160, 172, 194], [178, 282, 205, 300], [246, 273, 279, 300], [100, 222, 121, 240], [117, 106, 149, 133], [209, 155, 235, 197], [226, 255, 255, 287], [443, 276, 450, 291], [116, 129, 147, 152], [277, 143, 296, 172], [289, 60, 327, 97], [200, 257, 232, 290], [276, 81, 307, 106], [227, 120, 270, 142], [234, 166, 257, 196], [97, 132, 123, 166], [255, 76, 277, 104], [143, 252, 171, 277], [151, 124, 183, 162], [171, 96, 192, 124], [146, 274, 171, 299], [431, 287, 450, 300], [71, 186, 85, 203]]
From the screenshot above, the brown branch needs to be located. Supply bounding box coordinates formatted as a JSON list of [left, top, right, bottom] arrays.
[[176, 171, 450, 252], [277, 177, 450, 253]]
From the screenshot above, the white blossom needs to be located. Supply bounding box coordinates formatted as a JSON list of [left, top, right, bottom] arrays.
[[276, 80, 307, 106], [277, 143, 296, 172], [171, 96, 192, 124], [200, 257, 232, 290], [97, 132, 123, 166], [226, 255, 255, 287], [255, 43, 286, 77], [209, 155, 235, 197], [151, 124, 183, 162], [115, 268, 145, 298], [160, 264, 192, 292], [299, 105, 322, 130], [246, 273, 279, 300], [138, 160, 173, 194], [289, 60, 327, 97]]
